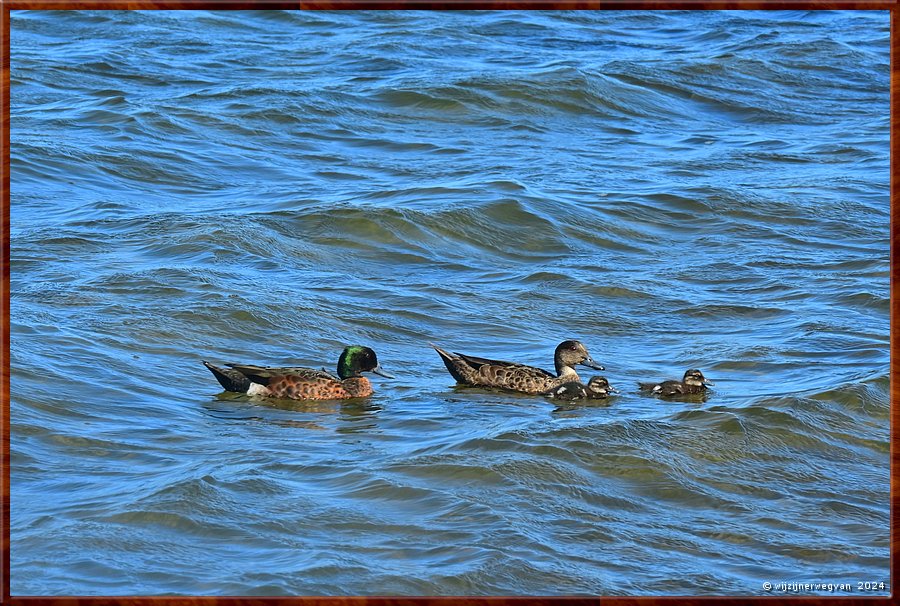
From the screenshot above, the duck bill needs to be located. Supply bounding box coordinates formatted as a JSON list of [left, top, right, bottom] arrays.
[[580, 356, 605, 371], [608, 386, 620, 394], [371, 364, 395, 379], [702, 380, 715, 387]]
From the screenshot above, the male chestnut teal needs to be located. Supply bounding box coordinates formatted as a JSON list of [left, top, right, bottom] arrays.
[[545, 376, 618, 401], [639, 369, 713, 397], [203, 346, 394, 400], [432, 340, 604, 395]]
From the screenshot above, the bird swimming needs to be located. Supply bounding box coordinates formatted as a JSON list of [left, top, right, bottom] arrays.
[[544, 376, 618, 401], [638, 368, 713, 398], [431, 340, 605, 395], [203, 345, 394, 400]]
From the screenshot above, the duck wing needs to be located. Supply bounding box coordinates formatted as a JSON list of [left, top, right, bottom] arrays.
[[227, 364, 336, 386], [651, 380, 685, 397], [431, 343, 555, 392], [658, 381, 686, 396], [454, 352, 555, 378], [474, 361, 559, 393]]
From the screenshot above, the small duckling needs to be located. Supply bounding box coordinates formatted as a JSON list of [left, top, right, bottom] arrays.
[[544, 376, 618, 401], [638, 369, 713, 398], [544, 381, 589, 401], [585, 376, 619, 398]]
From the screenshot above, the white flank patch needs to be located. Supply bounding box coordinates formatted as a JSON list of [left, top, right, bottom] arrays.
[[247, 382, 271, 397]]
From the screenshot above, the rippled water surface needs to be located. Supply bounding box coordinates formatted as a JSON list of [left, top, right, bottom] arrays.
[[9, 10, 890, 596]]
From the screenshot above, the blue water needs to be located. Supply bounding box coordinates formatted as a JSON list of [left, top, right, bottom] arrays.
[[9, 10, 890, 596]]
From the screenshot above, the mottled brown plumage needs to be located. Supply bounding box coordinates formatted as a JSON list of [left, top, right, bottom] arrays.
[[432, 340, 605, 395], [203, 346, 393, 401], [243, 370, 373, 399]]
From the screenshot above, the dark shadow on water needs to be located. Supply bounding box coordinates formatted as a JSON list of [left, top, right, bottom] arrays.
[[551, 396, 616, 417], [635, 391, 711, 405], [200, 391, 383, 432]]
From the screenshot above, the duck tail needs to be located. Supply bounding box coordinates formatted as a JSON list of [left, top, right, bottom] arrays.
[[203, 361, 251, 393], [430, 343, 467, 383], [430, 343, 453, 360]]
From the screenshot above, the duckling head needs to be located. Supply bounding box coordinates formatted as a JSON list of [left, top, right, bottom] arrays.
[[586, 376, 618, 398], [683, 369, 713, 388]]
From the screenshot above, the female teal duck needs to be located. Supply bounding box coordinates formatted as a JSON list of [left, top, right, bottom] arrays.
[[203, 346, 394, 400], [431, 340, 604, 395], [639, 369, 713, 398]]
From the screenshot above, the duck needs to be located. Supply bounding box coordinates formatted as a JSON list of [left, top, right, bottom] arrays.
[[431, 340, 605, 395], [203, 345, 394, 400], [544, 376, 619, 401], [638, 369, 713, 397]]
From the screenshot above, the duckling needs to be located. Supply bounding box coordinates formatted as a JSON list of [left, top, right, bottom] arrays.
[[432, 340, 605, 395], [585, 376, 619, 398], [544, 376, 618, 401], [203, 346, 393, 400], [544, 381, 589, 401], [638, 369, 713, 397]]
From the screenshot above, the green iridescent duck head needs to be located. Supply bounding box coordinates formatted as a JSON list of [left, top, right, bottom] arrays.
[[337, 346, 395, 380]]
